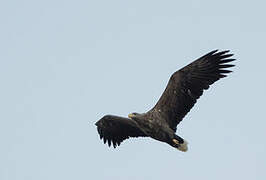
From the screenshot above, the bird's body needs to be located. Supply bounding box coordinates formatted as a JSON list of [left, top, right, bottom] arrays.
[[130, 112, 174, 143], [95, 50, 235, 151]]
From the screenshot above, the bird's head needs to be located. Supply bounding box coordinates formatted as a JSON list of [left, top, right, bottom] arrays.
[[128, 112, 141, 119]]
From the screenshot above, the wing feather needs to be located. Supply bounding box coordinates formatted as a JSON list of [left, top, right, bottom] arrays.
[[149, 50, 235, 131], [95, 115, 147, 148]]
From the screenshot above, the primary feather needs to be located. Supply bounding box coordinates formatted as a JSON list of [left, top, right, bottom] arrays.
[[95, 115, 146, 148], [149, 50, 235, 131]]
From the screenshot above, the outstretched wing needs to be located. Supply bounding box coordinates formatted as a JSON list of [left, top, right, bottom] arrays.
[[150, 50, 235, 131], [95, 115, 147, 148]]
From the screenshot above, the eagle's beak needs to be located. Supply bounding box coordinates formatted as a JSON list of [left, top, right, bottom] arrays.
[[128, 113, 134, 119]]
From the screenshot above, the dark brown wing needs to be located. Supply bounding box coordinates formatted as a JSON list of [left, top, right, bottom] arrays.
[[149, 50, 235, 131], [95, 115, 147, 148]]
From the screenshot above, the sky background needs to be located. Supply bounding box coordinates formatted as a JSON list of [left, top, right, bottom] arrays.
[[1, 0, 266, 180]]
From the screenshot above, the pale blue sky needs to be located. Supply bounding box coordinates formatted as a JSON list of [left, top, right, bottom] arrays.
[[1, 0, 266, 180]]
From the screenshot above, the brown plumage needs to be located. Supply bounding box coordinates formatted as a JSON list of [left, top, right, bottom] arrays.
[[95, 50, 235, 151]]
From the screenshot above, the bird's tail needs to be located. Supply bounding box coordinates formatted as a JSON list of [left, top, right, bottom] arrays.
[[177, 139, 188, 152], [173, 135, 188, 152]]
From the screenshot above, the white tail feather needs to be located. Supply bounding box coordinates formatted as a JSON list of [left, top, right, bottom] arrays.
[[177, 140, 188, 152]]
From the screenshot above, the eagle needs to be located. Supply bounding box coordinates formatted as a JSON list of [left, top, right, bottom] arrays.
[[95, 50, 235, 152]]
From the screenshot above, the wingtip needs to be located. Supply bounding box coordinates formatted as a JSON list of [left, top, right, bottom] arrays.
[[211, 49, 219, 54], [212, 49, 232, 56], [219, 58, 236, 64], [220, 49, 230, 53]]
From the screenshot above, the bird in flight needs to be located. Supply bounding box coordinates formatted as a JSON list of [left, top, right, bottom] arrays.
[[95, 50, 235, 152]]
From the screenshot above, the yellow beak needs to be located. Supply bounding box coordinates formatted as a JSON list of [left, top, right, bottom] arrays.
[[128, 113, 134, 118]]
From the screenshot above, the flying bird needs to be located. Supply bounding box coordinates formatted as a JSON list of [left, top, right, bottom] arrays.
[[95, 50, 235, 152]]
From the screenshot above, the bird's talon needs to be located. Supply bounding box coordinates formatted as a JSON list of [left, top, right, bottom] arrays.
[[173, 139, 179, 144]]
